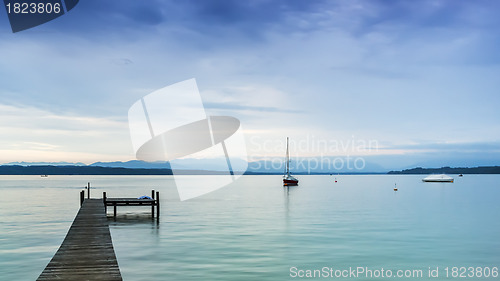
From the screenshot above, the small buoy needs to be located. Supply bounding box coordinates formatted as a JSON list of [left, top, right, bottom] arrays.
[[394, 183, 398, 191], [335, 177, 337, 183]]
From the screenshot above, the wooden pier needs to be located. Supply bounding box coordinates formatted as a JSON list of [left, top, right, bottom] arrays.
[[38, 189, 160, 280], [103, 190, 160, 219], [37, 199, 122, 281]]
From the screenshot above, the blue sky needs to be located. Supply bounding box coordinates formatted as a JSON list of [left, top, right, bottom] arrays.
[[0, 0, 499, 170]]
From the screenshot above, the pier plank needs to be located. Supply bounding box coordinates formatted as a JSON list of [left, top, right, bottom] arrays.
[[37, 199, 122, 281]]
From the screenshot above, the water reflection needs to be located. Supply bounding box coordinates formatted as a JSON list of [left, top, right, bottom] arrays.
[[283, 185, 299, 227], [107, 213, 160, 231]]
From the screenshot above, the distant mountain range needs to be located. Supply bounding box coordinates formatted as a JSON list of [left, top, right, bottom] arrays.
[[0, 165, 173, 175], [6, 161, 87, 166], [0, 161, 499, 175], [90, 160, 171, 169], [0, 160, 244, 175], [2, 158, 388, 174], [5, 159, 240, 171], [388, 166, 500, 174]]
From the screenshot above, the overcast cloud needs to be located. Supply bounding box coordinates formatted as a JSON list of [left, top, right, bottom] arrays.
[[0, 0, 499, 168]]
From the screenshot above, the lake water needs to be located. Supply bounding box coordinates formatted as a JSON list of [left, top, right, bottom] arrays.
[[1, 175, 499, 280]]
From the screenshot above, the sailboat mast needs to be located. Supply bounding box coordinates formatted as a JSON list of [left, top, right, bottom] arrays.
[[286, 137, 290, 176]]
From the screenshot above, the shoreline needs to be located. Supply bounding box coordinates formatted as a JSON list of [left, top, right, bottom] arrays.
[[0, 164, 499, 175]]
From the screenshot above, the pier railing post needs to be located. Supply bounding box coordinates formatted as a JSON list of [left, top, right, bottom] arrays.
[[87, 182, 90, 199], [103, 192, 107, 215], [151, 190, 155, 218], [80, 190, 84, 206], [156, 191, 160, 220]]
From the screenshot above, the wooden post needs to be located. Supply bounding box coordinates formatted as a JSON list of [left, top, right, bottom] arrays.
[[113, 204, 117, 218], [151, 190, 155, 218], [156, 191, 160, 219], [80, 190, 84, 206], [87, 182, 90, 199], [103, 192, 107, 214]]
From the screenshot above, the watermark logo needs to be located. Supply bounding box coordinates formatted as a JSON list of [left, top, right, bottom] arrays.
[[248, 135, 379, 173], [3, 0, 79, 33], [128, 79, 248, 201]]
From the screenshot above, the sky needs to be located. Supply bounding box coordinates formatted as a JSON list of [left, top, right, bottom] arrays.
[[0, 0, 499, 171]]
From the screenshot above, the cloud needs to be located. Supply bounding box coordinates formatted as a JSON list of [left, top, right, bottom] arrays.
[[0, 103, 132, 163], [201, 84, 303, 115], [0, 0, 499, 166], [110, 58, 133, 65], [383, 141, 500, 153], [204, 102, 289, 114], [20, 142, 60, 151]]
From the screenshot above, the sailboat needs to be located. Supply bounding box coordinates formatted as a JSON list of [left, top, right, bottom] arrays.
[[283, 137, 299, 186]]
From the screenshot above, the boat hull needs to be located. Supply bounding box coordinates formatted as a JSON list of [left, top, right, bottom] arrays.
[[422, 174, 454, 183], [422, 179, 454, 183], [283, 179, 298, 186]]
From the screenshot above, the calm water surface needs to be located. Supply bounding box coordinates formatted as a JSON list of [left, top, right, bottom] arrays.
[[1, 175, 499, 280]]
